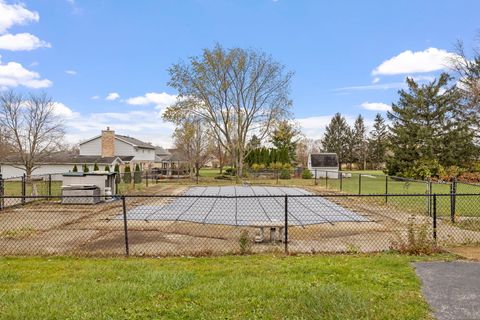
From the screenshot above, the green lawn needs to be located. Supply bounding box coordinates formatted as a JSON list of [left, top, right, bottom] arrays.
[[0, 254, 449, 320]]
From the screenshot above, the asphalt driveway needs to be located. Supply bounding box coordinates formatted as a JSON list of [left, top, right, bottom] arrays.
[[414, 261, 480, 320]]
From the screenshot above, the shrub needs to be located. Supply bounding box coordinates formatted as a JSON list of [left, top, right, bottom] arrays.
[[83, 163, 89, 173], [390, 216, 440, 255], [301, 169, 313, 179], [93, 162, 99, 171], [104, 165, 110, 172], [72, 164, 78, 172], [251, 163, 265, 172], [123, 165, 132, 183], [238, 230, 252, 255], [134, 164, 142, 183], [269, 161, 283, 171], [402, 159, 445, 180], [279, 168, 291, 180], [114, 164, 120, 183]]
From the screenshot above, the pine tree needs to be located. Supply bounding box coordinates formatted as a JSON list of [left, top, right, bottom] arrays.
[[104, 165, 110, 172], [83, 163, 89, 173], [72, 164, 78, 172], [93, 162, 99, 171], [386, 73, 477, 177], [322, 113, 349, 167], [368, 113, 389, 169], [270, 120, 300, 162], [352, 115, 368, 169]]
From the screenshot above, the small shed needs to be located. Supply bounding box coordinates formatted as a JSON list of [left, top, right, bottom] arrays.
[[62, 172, 117, 202], [308, 153, 339, 179]]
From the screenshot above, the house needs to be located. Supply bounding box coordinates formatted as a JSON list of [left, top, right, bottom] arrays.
[[79, 127, 156, 169], [0, 128, 183, 179]]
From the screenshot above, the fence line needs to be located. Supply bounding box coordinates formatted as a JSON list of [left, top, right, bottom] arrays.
[[0, 193, 479, 257]]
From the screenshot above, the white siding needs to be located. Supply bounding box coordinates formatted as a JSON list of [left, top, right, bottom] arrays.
[[79, 138, 101, 155], [114, 139, 135, 156], [132, 148, 155, 161], [0, 164, 74, 179]]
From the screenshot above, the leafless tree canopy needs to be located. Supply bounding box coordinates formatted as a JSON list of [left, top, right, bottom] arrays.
[[164, 44, 293, 177], [0, 91, 65, 177], [449, 37, 480, 132], [172, 118, 212, 177]]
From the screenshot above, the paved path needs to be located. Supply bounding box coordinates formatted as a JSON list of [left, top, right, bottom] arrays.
[[414, 261, 480, 320]]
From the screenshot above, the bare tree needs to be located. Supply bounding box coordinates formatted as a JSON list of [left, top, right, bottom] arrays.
[[449, 37, 480, 136], [164, 44, 293, 178], [295, 137, 321, 167], [0, 91, 65, 177], [172, 118, 212, 178]]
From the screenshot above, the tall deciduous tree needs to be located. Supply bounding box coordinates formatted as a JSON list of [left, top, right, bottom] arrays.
[[321, 113, 349, 168], [164, 44, 293, 178], [172, 118, 211, 178], [0, 91, 65, 177], [449, 38, 480, 137], [368, 113, 389, 169], [295, 137, 321, 167]]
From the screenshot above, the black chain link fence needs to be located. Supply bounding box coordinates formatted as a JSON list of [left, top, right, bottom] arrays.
[[1, 193, 479, 257]]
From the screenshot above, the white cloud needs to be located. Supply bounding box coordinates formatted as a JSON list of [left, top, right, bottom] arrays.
[[105, 92, 120, 101], [125, 92, 177, 110], [372, 48, 457, 76], [0, 55, 52, 89], [91, 95, 100, 100], [372, 77, 380, 84], [0, 0, 39, 34], [336, 82, 405, 91], [65, 69, 77, 75], [360, 102, 391, 112], [51, 102, 78, 119], [298, 114, 375, 140], [0, 32, 50, 51]]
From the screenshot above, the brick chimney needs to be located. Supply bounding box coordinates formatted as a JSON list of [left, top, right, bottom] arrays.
[[101, 127, 115, 158]]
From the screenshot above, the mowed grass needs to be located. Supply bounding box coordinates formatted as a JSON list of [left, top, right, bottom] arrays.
[[0, 254, 447, 320]]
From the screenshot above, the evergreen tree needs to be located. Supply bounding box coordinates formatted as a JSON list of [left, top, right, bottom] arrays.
[[114, 164, 120, 173], [93, 162, 99, 171], [322, 113, 349, 167], [104, 165, 110, 172], [72, 164, 78, 172], [246, 135, 261, 150], [83, 163, 89, 173], [368, 113, 389, 169], [352, 115, 368, 169], [123, 165, 132, 183], [270, 120, 300, 162], [386, 73, 477, 177]]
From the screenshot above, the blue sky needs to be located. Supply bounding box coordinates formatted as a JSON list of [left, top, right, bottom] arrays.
[[1, 0, 479, 147]]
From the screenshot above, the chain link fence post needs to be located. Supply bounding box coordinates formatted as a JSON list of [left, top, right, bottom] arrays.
[[433, 193, 437, 241], [0, 173, 4, 211], [284, 195, 288, 254], [325, 171, 328, 189], [358, 173, 362, 195], [21, 173, 26, 205], [48, 174, 52, 196], [122, 196, 129, 256], [314, 169, 317, 186], [450, 179, 457, 223], [339, 171, 343, 191]]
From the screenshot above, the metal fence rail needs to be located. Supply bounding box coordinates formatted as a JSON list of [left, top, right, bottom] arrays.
[[0, 193, 479, 257]]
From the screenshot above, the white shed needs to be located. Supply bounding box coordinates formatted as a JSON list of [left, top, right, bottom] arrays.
[[308, 153, 339, 179]]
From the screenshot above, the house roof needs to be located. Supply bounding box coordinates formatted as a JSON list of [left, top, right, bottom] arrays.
[[1, 151, 134, 165], [155, 146, 170, 156], [79, 133, 155, 150]]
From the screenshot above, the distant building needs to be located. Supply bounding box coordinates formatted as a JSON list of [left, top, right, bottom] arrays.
[[0, 128, 186, 178], [308, 153, 339, 179]]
